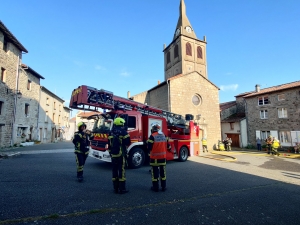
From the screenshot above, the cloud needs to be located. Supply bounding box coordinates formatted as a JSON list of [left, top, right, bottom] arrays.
[[95, 65, 106, 71], [120, 71, 131, 77], [73, 60, 86, 67], [220, 84, 238, 91]]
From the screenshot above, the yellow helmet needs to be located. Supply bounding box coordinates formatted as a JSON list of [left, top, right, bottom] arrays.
[[113, 117, 125, 126], [77, 122, 86, 129]]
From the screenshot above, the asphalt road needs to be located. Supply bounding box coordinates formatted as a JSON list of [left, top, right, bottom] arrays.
[[1, 142, 300, 225]]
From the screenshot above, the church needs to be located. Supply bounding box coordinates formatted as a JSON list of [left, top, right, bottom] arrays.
[[130, 0, 221, 150]]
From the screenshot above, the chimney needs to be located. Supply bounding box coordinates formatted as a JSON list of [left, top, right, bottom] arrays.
[[163, 44, 166, 50], [158, 80, 160, 85], [255, 84, 260, 92], [127, 91, 130, 99], [203, 36, 206, 42]]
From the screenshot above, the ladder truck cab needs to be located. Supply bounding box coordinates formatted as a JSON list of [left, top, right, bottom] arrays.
[[70, 85, 200, 169]]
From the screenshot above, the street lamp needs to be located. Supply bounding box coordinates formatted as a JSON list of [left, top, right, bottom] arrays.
[[16, 90, 22, 99]]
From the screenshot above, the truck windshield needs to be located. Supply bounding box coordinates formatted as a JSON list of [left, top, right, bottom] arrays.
[[92, 116, 112, 133]]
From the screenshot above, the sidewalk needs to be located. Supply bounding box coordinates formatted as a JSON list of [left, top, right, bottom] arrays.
[[0, 141, 74, 158], [212, 147, 300, 159]]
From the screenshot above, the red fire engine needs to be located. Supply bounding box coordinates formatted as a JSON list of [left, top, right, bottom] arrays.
[[70, 85, 200, 169]]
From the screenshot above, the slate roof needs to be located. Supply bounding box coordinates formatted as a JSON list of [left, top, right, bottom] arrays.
[[219, 101, 236, 111], [0, 20, 28, 53], [221, 113, 246, 123]]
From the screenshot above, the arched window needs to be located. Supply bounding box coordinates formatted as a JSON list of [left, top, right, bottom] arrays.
[[186, 42, 192, 56], [197, 46, 203, 59], [174, 44, 179, 58], [167, 51, 171, 64]]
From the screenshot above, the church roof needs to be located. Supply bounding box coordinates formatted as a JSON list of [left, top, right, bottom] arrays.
[[219, 101, 236, 111], [173, 0, 197, 40]]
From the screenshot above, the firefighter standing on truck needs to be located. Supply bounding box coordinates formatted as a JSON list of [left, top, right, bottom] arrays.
[[147, 124, 170, 192], [73, 122, 94, 182], [108, 117, 131, 194]]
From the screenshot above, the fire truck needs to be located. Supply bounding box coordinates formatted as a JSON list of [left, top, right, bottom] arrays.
[[70, 85, 200, 169]]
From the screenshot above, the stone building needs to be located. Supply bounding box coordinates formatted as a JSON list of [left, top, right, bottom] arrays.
[[0, 20, 28, 147], [130, 0, 221, 150], [13, 64, 45, 144], [38, 86, 71, 143], [221, 81, 300, 149], [243, 82, 300, 148]]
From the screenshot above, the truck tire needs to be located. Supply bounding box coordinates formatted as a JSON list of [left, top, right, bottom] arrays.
[[178, 146, 189, 162], [128, 148, 145, 169]]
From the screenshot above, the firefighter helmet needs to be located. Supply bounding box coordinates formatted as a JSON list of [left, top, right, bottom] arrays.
[[77, 122, 86, 129], [114, 117, 125, 126], [151, 123, 161, 132]]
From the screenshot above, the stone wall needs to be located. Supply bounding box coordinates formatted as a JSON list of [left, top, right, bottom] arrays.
[[246, 88, 300, 146], [0, 30, 21, 147]]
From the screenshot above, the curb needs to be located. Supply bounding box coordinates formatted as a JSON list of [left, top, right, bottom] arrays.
[[0, 152, 21, 159]]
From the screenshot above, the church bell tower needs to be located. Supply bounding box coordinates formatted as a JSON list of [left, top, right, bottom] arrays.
[[164, 0, 208, 81]]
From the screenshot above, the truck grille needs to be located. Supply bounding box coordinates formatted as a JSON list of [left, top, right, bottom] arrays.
[[91, 140, 106, 148]]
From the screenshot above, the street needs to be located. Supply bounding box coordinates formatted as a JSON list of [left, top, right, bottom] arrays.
[[1, 142, 300, 225]]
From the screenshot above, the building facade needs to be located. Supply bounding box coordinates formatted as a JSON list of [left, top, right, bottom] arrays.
[[0, 20, 28, 147], [244, 82, 300, 148], [130, 0, 221, 150], [38, 86, 71, 143]]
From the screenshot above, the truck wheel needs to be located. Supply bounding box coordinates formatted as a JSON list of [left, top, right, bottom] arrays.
[[178, 146, 189, 162], [128, 148, 145, 169]]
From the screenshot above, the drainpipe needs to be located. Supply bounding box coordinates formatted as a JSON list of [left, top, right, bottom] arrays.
[[167, 79, 171, 111], [37, 86, 41, 141], [11, 53, 21, 146]]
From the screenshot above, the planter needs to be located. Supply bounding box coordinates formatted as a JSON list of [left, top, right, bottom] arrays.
[[20, 142, 34, 146]]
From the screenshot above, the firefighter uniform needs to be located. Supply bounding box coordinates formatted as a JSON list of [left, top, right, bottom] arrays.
[[271, 138, 280, 156], [202, 138, 208, 153], [108, 118, 131, 194], [147, 125, 169, 192], [266, 136, 273, 154], [73, 122, 94, 182]]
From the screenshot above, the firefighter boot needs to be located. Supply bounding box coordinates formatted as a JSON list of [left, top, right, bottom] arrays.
[[151, 181, 159, 192], [119, 181, 129, 194], [113, 179, 119, 194], [161, 180, 167, 192]]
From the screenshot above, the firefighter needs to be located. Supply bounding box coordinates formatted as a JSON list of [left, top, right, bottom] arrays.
[[202, 137, 208, 153], [108, 117, 131, 194], [265, 135, 273, 154], [147, 124, 170, 192], [226, 137, 232, 151], [73, 122, 94, 182], [271, 137, 280, 156]]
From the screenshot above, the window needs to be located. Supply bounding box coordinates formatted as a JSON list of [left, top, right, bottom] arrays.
[[44, 128, 47, 139], [278, 108, 287, 118], [167, 51, 170, 64], [27, 80, 32, 90], [278, 94, 285, 101], [0, 101, 3, 115], [197, 46, 203, 59], [261, 131, 270, 140], [260, 110, 268, 119], [46, 98, 49, 105], [186, 42, 192, 56], [25, 104, 29, 116], [174, 44, 179, 58], [127, 116, 136, 130], [230, 122, 234, 130], [54, 102, 56, 110], [192, 94, 202, 106], [53, 113, 55, 122], [59, 105, 61, 112], [45, 111, 48, 122], [279, 131, 291, 144], [58, 115, 61, 124], [1, 68, 6, 82], [258, 96, 269, 105]]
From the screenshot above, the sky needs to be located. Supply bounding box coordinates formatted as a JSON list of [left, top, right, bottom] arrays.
[[1, 0, 300, 115]]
